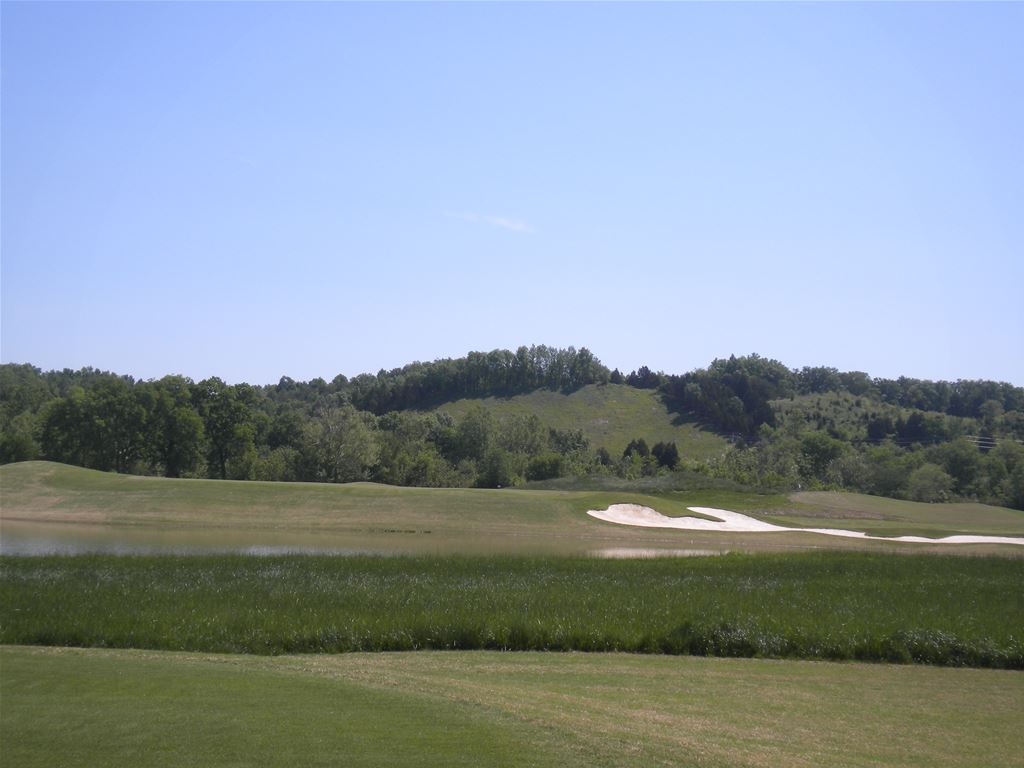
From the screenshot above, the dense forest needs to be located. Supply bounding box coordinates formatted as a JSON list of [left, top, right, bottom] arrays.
[[2, 345, 1022, 510]]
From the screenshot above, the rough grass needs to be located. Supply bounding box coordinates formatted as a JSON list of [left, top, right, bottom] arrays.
[[3, 646, 1023, 768], [3, 552, 1021, 667], [431, 383, 730, 458]]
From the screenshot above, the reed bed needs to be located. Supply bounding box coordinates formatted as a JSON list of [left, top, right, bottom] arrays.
[[2, 552, 1021, 667]]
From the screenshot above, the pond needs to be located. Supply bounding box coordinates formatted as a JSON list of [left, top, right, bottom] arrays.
[[0, 520, 726, 558]]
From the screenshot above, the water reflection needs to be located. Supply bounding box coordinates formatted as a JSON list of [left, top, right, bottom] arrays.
[[591, 548, 725, 559], [0, 521, 421, 556], [0, 520, 726, 559]]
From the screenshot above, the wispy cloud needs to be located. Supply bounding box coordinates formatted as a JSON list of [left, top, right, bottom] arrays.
[[444, 211, 534, 234], [485, 215, 532, 233]]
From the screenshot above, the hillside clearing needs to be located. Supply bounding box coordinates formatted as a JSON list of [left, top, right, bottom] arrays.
[[430, 383, 730, 459]]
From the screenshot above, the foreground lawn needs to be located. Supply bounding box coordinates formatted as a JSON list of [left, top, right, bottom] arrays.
[[2, 646, 1022, 767], [0, 646, 574, 768], [3, 552, 1021, 666]]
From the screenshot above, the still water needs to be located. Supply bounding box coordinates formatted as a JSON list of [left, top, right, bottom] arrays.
[[0, 520, 725, 558]]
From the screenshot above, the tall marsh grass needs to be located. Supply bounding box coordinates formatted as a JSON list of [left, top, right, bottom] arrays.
[[2, 553, 1021, 667]]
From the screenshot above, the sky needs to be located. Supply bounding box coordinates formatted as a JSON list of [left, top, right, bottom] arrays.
[[2, 2, 1022, 386]]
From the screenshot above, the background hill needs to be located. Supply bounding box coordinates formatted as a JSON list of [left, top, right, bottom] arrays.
[[429, 384, 729, 460], [1, 347, 1022, 509]]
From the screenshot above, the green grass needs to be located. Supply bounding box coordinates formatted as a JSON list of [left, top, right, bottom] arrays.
[[1, 460, 754, 530], [4, 464, 1023, 764], [0, 646, 579, 768], [3, 552, 1021, 667], [3, 462, 1022, 554], [431, 383, 731, 459], [6, 464, 1022, 768], [776, 490, 1024, 538], [0, 461, 783, 555], [3, 646, 1023, 767]]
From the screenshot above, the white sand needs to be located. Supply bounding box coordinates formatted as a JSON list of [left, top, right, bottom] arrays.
[[586, 504, 1024, 546]]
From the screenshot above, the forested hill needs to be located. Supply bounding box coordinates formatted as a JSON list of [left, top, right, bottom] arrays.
[[1, 348, 1022, 509]]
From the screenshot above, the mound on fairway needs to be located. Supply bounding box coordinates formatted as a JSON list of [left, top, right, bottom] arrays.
[[3, 461, 1023, 555]]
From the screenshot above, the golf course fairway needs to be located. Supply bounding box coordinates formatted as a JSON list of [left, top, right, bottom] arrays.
[[3, 646, 1023, 768]]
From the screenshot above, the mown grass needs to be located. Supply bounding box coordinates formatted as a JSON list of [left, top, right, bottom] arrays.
[[1, 460, 762, 530], [3, 552, 1021, 667], [431, 383, 730, 458], [5, 647, 1024, 768], [0, 647, 578, 768], [783, 490, 1024, 536], [6, 462, 1022, 558]]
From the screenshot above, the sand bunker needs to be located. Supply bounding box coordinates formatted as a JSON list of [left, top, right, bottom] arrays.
[[586, 504, 1024, 546]]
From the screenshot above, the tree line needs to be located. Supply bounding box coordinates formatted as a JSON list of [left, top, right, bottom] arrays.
[[653, 355, 1024, 509], [0, 347, 619, 488], [659, 354, 1024, 439], [2, 348, 1022, 508], [278, 345, 610, 415]]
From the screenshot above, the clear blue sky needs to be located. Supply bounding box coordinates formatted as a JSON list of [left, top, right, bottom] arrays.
[[3, 2, 1022, 385]]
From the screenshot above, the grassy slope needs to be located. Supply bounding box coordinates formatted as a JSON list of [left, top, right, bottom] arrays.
[[431, 383, 730, 459], [3, 646, 1022, 768], [769, 391, 974, 439], [0, 461, 774, 545], [777, 491, 1024, 537], [2, 461, 1022, 553]]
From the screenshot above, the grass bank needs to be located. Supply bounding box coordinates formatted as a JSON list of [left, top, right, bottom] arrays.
[[3, 646, 1023, 767], [3, 552, 1021, 667], [4, 462, 1022, 555]]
